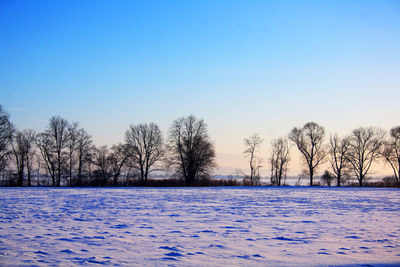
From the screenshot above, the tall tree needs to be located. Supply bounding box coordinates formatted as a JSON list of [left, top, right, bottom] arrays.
[[347, 127, 385, 186], [109, 144, 129, 186], [76, 128, 93, 186], [125, 123, 164, 185], [36, 132, 57, 186], [243, 134, 263, 186], [289, 122, 326, 186], [22, 130, 36, 186], [269, 137, 290, 186], [167, 115, 216, 186], [381, 126, 400, 187], [47, 116, 69, 186], [11, 131, 25, 186], [66, 122, 79, 186], [11, 130, 36, 186], [329, 135, 350, 186], [0, 105, 14, 172], [93, 145, 111, 186], [36, 116, 69, 186]]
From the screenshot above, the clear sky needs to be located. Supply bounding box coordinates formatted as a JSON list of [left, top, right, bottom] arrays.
[[1, 0, 399, 175]]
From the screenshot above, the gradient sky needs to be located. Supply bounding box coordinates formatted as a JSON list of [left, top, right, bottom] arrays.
[[1, 0, 399, 175]]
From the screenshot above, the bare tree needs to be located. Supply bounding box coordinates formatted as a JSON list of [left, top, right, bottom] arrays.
[[23, 130, 36, 186], [36, 116, 70, 186], [47, 116, 69, 186], [11, 131, 25, 186], [76, 128, 93, 186], [347, 127, 385, 186], [321, 170, 334, 186], [66, 122, 79, 186], [36, 132, 57, 186], [167, 115, 216, 186], [35, 154, 41, 186], [125, 123, 164, 185], [329, 135, 350, 186], [289, 122, 326, 186], [109, 144, 129, 186], [269, 137, 290, 186], [242, 134, 263, 186], [381, 126, 400, 187], [0, 105, 14, 172], [11, 130, 36, 186], [93, 145, 111, 186]]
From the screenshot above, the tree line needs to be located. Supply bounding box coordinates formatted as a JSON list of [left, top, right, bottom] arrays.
[[0, 104, 399, 187], [0, 105, 215, 187], [243, 122, 400, 187]]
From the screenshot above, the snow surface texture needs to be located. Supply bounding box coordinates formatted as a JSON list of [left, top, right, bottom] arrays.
[[0, 187, 399, 266]]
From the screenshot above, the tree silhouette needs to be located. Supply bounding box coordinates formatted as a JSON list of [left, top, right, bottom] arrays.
[[11, 131, 25, 186], [167, 115, 215, 186], [76, 128, 94, 186], [347, 127, 385, 186], [329, 135, 350, 186], [46, 116, 69, 186], [36, 131, 57, 186], [243, 134, 263, 186], [125, 123, 164, 185], [66, 122, 79, 186], [381, 126, 400, 187], [0, 105, 14, 172], [93, 145, 112, 186], [321, 170, 334, 186], [289, 122, 326, 186], [109, 144, 130, 186], [10, 130, 36, 186], [269, 137, 290, 186]]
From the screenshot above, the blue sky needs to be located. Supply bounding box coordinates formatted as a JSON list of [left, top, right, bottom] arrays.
[[1, 0, 399, 174]]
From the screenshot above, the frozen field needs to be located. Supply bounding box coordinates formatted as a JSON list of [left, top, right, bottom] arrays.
[[0, 187, 399, 266]]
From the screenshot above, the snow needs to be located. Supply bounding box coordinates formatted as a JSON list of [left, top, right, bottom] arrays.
[[0, 187, 399, 266]]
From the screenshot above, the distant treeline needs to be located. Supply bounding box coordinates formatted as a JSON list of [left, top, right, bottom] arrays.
[[0, 104, 399, 187]]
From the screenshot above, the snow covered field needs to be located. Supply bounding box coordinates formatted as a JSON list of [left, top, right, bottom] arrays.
[[0, 187, 399, 266]]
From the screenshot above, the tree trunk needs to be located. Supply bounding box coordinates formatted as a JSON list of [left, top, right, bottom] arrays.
[[17, 171, 23, 187], [113, 173, 119, 187], [186, 173, 195, 186], [57, 151, 61, 187], [358, 169, 363, 186], [27, 170, 31, 187], [69, 162, 72, 187], [77, 155, 83, 186]]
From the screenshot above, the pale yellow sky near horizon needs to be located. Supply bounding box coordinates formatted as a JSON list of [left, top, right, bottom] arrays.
[[214, 151, 393, 178]]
